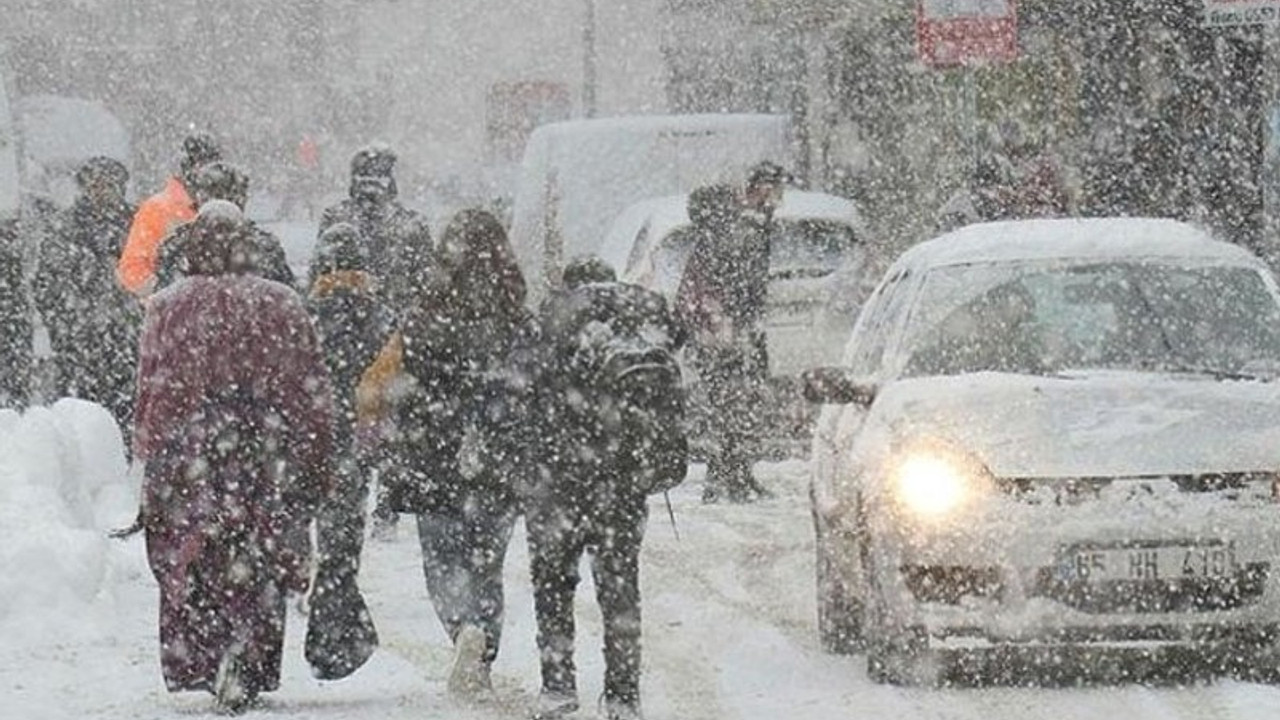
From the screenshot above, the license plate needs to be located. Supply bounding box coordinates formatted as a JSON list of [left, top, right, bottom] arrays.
[[1059, 542, 1240, 583]]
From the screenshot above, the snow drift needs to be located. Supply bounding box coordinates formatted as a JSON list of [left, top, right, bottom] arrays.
[[0, 400, 139, 638]]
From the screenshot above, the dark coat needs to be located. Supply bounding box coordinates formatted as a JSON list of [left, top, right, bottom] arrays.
[[533, 281, 687, 508], [33, 195, 140, 420], [392, 211, 534, 514], [154, 219, 295, 291], [676, 212, 771, 341], [0, 220, 31, 408], [316, 198, 434, 312], [135, 274, 335, 696]]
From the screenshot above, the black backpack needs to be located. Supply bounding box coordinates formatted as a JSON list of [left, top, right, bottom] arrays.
[[546, 282, 688, 495]]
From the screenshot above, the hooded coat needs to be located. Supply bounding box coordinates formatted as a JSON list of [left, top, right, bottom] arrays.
[[134, 222, 335, 696]]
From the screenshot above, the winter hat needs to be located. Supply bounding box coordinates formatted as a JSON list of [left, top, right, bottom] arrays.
[[75, 156, 129, 191], [314, 222, 369, 274], [185, 200, 249, 276], [562, 255, 616, 289], [350, 143, 397, 178]]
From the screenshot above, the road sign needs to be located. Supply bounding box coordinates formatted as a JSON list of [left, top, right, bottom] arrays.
[[1203, 0, 1280, 27], [916, 0, 1018, 69]]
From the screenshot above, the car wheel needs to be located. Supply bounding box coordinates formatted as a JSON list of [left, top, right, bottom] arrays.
[[815, 524, 863, 655]]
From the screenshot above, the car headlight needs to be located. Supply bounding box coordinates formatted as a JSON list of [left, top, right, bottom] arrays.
[[889, 441, 993, 519]]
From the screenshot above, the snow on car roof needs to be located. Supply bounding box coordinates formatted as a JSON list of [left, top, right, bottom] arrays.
[[896, 218, 1260, 271]]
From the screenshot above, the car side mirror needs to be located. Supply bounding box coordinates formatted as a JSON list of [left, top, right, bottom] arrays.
[[802, 368, 877, 407]]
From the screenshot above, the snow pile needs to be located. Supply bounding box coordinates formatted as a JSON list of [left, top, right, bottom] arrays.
[[0, 400, 139, 637]]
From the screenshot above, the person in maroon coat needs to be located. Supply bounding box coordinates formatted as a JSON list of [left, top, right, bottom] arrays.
[[132, 200, 335, 713]]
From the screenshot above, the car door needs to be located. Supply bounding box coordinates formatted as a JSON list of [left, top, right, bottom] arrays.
[[812, 266, 918, 518]]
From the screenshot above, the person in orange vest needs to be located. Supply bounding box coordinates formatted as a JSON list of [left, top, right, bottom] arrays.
[[116, 134, 222, 295]]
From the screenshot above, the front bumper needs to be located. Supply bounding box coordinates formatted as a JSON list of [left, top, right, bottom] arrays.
[[869, 494, 1280, 649]]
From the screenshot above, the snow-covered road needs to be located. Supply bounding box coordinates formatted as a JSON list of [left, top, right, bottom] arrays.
[[5, 452, 1280, 719]]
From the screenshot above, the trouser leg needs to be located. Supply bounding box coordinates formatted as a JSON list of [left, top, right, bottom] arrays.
[[527, 503, 586, 697], [591, 495, 648, 709], [316, 453, 370, 579], [416, 496, 516, 662]]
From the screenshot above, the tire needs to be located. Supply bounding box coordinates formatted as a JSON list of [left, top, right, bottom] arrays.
[[814, 519, 864, 655]]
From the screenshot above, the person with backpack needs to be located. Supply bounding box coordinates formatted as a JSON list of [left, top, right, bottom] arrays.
[[526, 256, 688, 720], [368, 208, 535, 698], [302, 222, 397, 680], [132, 200, 334, 714]]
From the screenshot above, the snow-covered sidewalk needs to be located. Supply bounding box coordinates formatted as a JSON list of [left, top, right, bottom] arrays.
[[3, 404, 1279, 719]]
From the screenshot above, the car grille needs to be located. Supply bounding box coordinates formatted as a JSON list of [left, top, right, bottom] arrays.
[[1031, 563, 1269, 614]]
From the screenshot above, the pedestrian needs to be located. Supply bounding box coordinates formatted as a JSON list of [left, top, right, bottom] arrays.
[[0, 217, 31, 409], [117, 133, 222, 296], [315, 144, 434, 311], [32, 157, 140, 436], [676, 168, 779, 504], [302, 222, 396, 680], [132, 200, 335, 714], [526, 256, 688, 720], [369, 208, 534, 698], [153, 161, 295, 291]]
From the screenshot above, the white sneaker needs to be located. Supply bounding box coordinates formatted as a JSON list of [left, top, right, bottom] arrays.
[[447, 624, 489, 698], [530, 690, 579, 719]]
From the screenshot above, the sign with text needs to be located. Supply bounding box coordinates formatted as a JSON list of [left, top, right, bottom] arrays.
[[1203, 0, 1280, 26], [916, 0, 1018, 69]]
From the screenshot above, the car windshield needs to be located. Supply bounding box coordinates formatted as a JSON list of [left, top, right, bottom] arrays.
[[900, 260, 1280, 379]]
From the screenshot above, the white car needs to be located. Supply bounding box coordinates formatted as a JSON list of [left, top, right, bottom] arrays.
[[807, 218, 1280, 684], [599, 190, 872, 378]]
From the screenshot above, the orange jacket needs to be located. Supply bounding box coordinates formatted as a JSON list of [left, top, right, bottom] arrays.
[[117, 178, 196, 295]]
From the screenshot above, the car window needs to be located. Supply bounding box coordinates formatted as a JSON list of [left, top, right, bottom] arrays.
[[770, 220, 857, 280], [900, 260, 1280, 378], [845, 268, 915, 378]]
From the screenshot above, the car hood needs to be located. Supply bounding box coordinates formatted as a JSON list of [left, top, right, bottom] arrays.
[[876, 371, 1280, 478]]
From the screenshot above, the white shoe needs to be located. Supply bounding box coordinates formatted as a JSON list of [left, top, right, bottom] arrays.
[[447, 624, 490, 698], [530, 691, 579, 719]]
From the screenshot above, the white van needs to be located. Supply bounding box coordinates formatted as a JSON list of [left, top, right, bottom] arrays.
[[508, 113, 792, 300]]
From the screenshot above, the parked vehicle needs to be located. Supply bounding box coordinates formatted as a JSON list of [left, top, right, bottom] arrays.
[[806, 218, 1280, 684], [508, 113, 792, 302], [599, 189, 872, 378]]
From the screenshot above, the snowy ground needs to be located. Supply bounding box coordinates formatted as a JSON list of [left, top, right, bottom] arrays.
[[4, 404, 1280, 719]]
